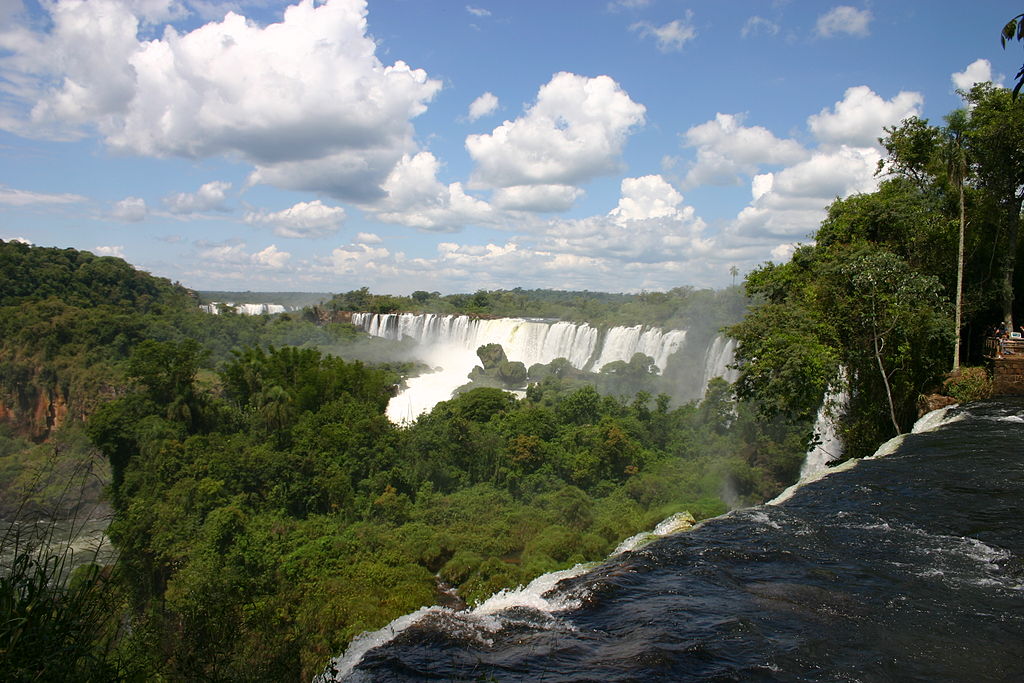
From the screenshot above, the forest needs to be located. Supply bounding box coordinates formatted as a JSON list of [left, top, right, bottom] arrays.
[[0, 80, 1021, 681]]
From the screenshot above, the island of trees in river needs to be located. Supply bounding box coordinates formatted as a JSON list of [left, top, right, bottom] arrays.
[[0, 81, 1020, 680]]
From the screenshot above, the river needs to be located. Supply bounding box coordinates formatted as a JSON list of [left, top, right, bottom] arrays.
[[320, 398, 1024, 681]]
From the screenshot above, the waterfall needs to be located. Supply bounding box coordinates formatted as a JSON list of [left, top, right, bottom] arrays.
[[699, 336, 738, 396], [351, 313, 700, 423], [799, 379, 848, 480], [201, 302, 287, 315]]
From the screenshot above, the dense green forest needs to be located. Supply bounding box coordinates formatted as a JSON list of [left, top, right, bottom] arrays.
[[1, 80, 1019, 682], [729, 82, 1022, 458], [0, 239, 806, 680]]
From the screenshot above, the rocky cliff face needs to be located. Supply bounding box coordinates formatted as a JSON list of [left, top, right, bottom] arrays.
[[0, 369, 112, 441]]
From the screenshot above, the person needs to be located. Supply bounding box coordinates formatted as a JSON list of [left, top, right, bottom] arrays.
[[998, 324, 1014, 356]]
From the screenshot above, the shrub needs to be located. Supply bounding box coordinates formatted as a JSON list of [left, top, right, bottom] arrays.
[[944, 366, 992, 403]]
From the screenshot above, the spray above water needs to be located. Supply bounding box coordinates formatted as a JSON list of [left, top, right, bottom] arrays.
[[353, 313, 736, 423]]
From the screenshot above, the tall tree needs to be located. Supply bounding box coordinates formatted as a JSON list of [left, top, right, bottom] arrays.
[[944, 109, 969, 370], [962, 83, 1024, 331]]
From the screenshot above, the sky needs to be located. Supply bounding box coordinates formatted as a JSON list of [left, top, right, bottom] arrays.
[[0, 0, 1019, 295]]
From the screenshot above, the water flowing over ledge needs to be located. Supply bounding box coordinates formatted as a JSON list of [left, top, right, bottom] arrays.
[[350, 313, 736, 423], [318, 399, 1023, 681]]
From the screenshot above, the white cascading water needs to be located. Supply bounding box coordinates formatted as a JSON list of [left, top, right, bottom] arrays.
[[799, 381, 848, 480], [201, 302, 287, 315], [700, 336, 739, 396], [351, 313, 717, 423]]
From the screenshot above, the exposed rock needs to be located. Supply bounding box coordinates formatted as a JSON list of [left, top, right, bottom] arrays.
[[917, 393, 958, 417]]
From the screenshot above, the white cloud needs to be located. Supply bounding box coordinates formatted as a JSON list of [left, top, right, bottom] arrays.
[[466, 72, 645, 189], [465, 6, 490, 18], [196, 239, 292, 272], [682, 112, 808, 187], [111, 196, 147, 222], [163, 180, 231, 214], [771, 243, 796, 261], [631, 14, 697, 53], [354, 232, 382, 244], [1, 0, 441, 201], [741, 16, 779, 38], [952, 59, 1001, 92], [815, 6, 871, 38], [371, 151, 494, 230], [609, 175, 685, 222], [492, 184, 583, 212], [0, 185, 86, 205], [807, 86, 923, 148], [727, 145, 881, 241], [329, 241, 398, 276], [94, 244, 126, 258], [252, 244, 291, 268], [468, 92, 499, 121], [245, 200, 346, 238]]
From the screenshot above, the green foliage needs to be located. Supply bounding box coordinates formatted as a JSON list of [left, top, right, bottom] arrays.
[[944, 366, 993, 403], [1002, 13, 1024, 98]]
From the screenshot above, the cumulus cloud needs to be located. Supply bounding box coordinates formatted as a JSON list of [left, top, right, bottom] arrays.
[[111, 196, 147, 222], [952, 59, 1000, 92], [815, 6, 871, 38], [465, 5, 490, 17], [163, 180, 231, 214], [682, 112, 808, 186], [727, 145, 881, 242], [329, 240, 398, 277], [807, 86, 923, 148], [311, 174, 715, 292], [371, 151, 494, 230], [196, 239, 292, 272], [467, 92, 499, 121], [0, 185, 86, 205], [245, 200, 346, 238], [252, 244, 291, 268], [466, 72, 645, 190], [609, 175, 686, 222], [741, 16, 779, 38], [630, 14, 697, 52], [1, 0, 441, 200], [94, 244, 126, 258], [492, 184, 583, 212]]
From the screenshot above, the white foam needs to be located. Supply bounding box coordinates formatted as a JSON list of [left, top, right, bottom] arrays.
[[911, 404, 962, 433]]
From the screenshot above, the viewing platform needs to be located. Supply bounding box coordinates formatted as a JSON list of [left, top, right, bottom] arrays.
[[984, 337, 1024, 395]]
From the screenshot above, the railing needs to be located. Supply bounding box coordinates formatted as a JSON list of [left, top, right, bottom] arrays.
[[985, 336, 1024, 358]]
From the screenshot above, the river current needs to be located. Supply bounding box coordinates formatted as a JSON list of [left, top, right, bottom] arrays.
[[321, 399, 1024, 682]]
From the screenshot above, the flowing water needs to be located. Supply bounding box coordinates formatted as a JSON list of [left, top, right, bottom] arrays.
[[320, 399, 1024, 681], [351, 313, 731, 422]]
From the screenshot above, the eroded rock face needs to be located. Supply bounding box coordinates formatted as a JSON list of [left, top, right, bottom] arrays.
[[2, 378, 77, 441], [917, 393, 958, 417]]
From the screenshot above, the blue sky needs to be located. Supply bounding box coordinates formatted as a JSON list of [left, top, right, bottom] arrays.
[[0, 0, 1018, 294]]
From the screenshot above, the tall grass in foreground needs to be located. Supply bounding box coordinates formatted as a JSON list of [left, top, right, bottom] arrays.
[[0, 440, 136, 681]]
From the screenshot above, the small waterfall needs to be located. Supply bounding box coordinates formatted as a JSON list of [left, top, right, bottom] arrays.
[[799, 380, 848, 480], [699, 336, 738, 395]]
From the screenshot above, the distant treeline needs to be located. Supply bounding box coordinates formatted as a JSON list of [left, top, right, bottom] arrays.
[[198, 290, 332, 309], [326, 285, 747, 330]]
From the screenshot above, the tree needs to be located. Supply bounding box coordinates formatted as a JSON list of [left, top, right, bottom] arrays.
[[944, 108, 969, 370], [962, 83, 1024, 331], [1002, 13, 1024, 98]]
